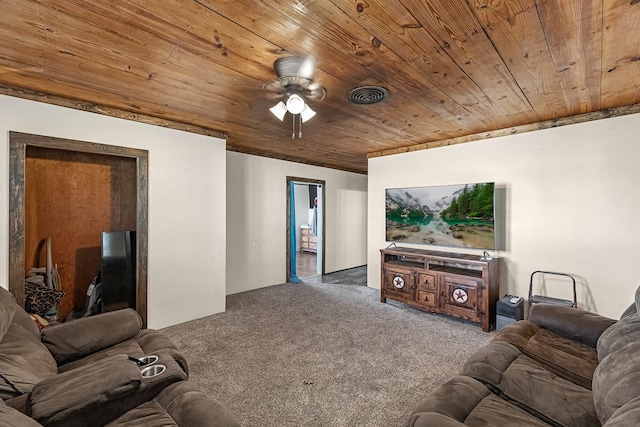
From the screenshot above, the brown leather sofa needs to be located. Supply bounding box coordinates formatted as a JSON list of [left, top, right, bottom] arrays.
[[405, 287, 640, 427], [0, 286, 239, 426]]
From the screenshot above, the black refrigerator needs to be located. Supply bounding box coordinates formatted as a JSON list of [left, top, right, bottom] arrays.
[[101, 230, 136, 313]]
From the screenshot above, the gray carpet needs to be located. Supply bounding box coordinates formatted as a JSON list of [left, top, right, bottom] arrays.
[[162, 271, 491, 426]]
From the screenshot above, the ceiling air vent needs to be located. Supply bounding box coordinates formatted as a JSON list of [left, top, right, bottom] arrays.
[[347, 86, 388, 105]]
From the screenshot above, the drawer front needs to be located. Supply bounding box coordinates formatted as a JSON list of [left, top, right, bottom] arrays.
[[417, 273, 437, 291], [441, 275, 481, 321], [382, 267, 414, 302], [309, 236, 317, 243], [416, 289, 438, 308], [415, 273, 438, 309]]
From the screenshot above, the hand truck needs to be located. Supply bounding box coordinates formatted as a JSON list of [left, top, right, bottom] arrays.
[[528, 270, 577, 311]]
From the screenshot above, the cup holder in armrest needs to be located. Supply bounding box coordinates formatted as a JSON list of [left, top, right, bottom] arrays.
[[138, 354, 159, 366], [141, 364, 166, 378]]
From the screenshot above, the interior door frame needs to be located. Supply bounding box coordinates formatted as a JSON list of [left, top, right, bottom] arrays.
[[8, 132, 149, 326], [286, 176, 326, 281]]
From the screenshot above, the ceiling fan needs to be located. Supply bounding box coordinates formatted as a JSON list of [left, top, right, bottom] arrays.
[[263, 56, 326, 138]]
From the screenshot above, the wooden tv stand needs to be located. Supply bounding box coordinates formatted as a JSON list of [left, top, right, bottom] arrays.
[[380, 247, 498, 332]]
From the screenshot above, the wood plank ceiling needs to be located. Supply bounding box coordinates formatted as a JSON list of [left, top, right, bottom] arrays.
[[1, 0, 639, 174]]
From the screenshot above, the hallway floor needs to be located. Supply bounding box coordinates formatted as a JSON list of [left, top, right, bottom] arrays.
[[296, 251, 318, 278], [296, 251, 367, 286]]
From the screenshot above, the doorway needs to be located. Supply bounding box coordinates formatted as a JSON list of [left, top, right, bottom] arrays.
[[8, 132, 149, 326], [286, 177, 325, 282]]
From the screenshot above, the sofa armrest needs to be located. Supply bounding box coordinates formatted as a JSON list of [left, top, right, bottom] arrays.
[[134, 329, 189, 375], [40, 309, 142, 365], [27, 355, 141, 427], [405, 412, 467, 427], [26, 351, 188, 427], [0, 403, 42, 427], [529, 303, 617, 348]]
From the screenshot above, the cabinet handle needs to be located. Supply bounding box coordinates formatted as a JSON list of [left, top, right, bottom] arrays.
[[424, 295, 429, 302]]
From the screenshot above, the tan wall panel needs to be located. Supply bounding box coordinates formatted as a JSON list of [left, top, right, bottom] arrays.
[[25, 147, 136, 320]]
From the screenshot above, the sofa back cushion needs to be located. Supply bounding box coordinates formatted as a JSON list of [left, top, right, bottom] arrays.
[[0, 402, 43, 427], [0, 287, 18, 342], [603, 396, 640, 427], [598, 286, 640, 361], [597, 315, 640, 362], [593, 341, 640, 424], [13, 307, 42, 340], [618, 302, 637, 320], [0, 325, 57, 400], [40, 309, 143, 366]]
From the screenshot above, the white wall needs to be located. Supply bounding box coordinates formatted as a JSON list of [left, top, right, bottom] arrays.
[[0, 95, 227, 329], [226, 152, 367, 294], [368, 112, 640, 319]]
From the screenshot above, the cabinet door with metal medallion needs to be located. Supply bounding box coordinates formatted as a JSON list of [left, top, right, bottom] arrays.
[[441, 275, 481, 322], [382, 266, 415, 303]]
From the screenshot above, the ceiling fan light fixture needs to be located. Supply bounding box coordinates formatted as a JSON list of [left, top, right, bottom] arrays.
[[286, 93, 306, 115], [269, 101, 287, 121], [300, 104, 316, 123]]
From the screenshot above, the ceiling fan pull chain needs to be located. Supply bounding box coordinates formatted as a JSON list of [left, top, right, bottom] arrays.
[[292, 114, 296, 139], [299, 114, 303, 138]]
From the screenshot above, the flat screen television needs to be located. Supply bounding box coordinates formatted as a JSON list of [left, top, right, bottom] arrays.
[[385, 182, 495, 250], [101, 230, 136, 313]]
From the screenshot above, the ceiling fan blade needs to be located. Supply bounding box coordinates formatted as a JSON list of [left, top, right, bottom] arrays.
[[262, 80, 286, 93], [297, 56, 316, 80], [265, 92, 286, 100], [305, 86, 326, 101]]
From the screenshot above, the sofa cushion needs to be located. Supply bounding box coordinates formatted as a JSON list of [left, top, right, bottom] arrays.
[[406, 412, 474, 427], [106, 381, 241, 427], [11, 309, 41, 341], [593, 341, 640, 424], [55, 339, 144, 374], [55, 330, 188, 375], [40, 309, 142, 366], [29, 351, 190, 427], [619, 302, 637, 320], [596, 286, 640, 362], [0, 288, 18, 342], [0, 324, 57, 400], [0, 403, 42, 427], [405, 375, 549, 427], [604, 396, 640, 427], [461, 341, 599, 427], [27, 355, 142, 427], [493, 320, 599, 389], [528, 304, 617, 348], [597, 313, 640, 362]]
